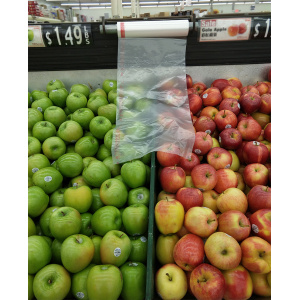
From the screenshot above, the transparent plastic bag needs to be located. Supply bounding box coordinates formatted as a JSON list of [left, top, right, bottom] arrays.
[[112, 38, 195, 164]]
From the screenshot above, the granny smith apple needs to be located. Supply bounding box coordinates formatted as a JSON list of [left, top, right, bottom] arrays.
[[114, 175, 130, 191], [32, 167, 63, 194], [124, 84, 145, 100], [91, 235, 102, 264], [135, 97, 153, 112], [66, 92, 88, 113], [117, 95, 135, 109], [64, 106, 71, 115], [28, 92, 32, 107], [42, 136, 66, 160], [32, 120, 56, 142], [129, 235, 148, 263], [49, 188, 66, 207], [71, 263, 95, 300], [128, 186, 150, 206], [96, 144, 111, 161], [89, 88, 107, 99], [87, 95, 109, 115], [72, 108, 94, 130], [103, 156, 121, 177], [120, 108, 138, 119], [64, 185, 93, 213], [120, 261, 146, 300], [70, 175, 90, 188], [56, 152, 83, 178], [89, 188, 104, 213], [126, 121, 150, 139], [108, 89, 117, 103], [44, 106, 67, 128], [71, 83, 90, 98], [80, 212, 93, 236], [122, 204, 149, 236], [100, 230, 132, 267], [28, 216, 37, 237], [83, 131, 94, 137], [28, 186, 49, 218], [49, 206, 82, 241], [58, 120, 83, 143], [75, 136, 99, 158], [42, 236, 53, 248], [28, 29, 34, 41], [91, 205, 122, 236], [140, 152, 151, 165], [47, 79, 65, 93], [51, 239, 63, 264], [33, 264, 71, 300], [121, 160, 146, 188], [86, 264, 123, 300], [102, 79, 117, 94], [28, 274, 34, 300], [89, 116, 112, 139], [99, 178, 128, 207], [82, 156, 98, 169], [31, 90, 48, 101], [28, 108, 44, 130], [66, 144, 76, 153], [28, 136, 41, 156], [104, 128, 114, 151], [28, 235, 52, 274], [28, 153, 50, 177], [98, 103, 117, 124], [39, 206, 59, 237], [67, 113, 73, 120], [61, 234, 95, 273], [113, 142, 139, 163], [82, 160, 111, 187], [31, 97, 53, 113], [49, 88, 69, 108]]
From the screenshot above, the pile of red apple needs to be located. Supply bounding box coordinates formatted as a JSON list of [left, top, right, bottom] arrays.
[[154, 72, 271, 300]]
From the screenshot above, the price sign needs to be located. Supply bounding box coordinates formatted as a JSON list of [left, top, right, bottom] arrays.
[[250, 17, 271, 39], [42, 24, 93, 47]]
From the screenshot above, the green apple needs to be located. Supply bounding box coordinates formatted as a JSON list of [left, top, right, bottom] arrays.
[[49, 88, 69, 108], [124, 84, 145, 100], [89, 116, 112, 139], [42, 136, 66, 160], [31, 90, 48, 101], [28, 153, 50, 177], [58, 120, 83, 143], [28, 129, 32, 136], [70, 175, 90, 188], [28, 108, 44, 130], [64, 185, 93, 213], [44, 106, 67, 128], [99, 178, 128, 207], [96, 144, 111, 161], [120, 108, 138, 119], [108, 89, 117, 104], [49, 206, 82, 241], [42, 236, 53, 247], [56, 152, 83, 178], [83, 131, 94, 137], [82, 160, 111, 187], [103, 156, 121, 177], [75, 136, 99, 158], [91, 235, 102, 264], [49, 188, 66, 207], [129, 235, 148, 263], [113, 143, 140, 163], [28, 274, 34, 300], [89, 88, 107, 99], [28, 186, 49, 218], [114, 175, 130, 191], [51, 239, 63, 264], [28, 136, 41, 156], [80, 212, 93, 236], [31, 97, 53, 113], [28, 29, 34, 41], [33, 264, 71, 300], [117, 95, 135, 109], [66, 144, 76, 153], [122, 204, 149, 236], [89, 188, 104, 213], [120, 262, 146, 300], [39, 206, 60, 237], [102, 79, 117, 94], [67, 113, 73, 120], [140, 152, 151, 165], [87, 95, 109, 115], [121, 160, 146, 188], [126, 121, 150, 139], [91, 205, 122, 236], [47, 79, 65, 93], [32, 120, 56, 142], [128, 186, 150, 206], [86, 264, 123, 300], [61, 234, 95, 273], [32, 167, 63, 194], [66, 92, 88, 113], [71, 263, 95, 300], [28, 235, 52, 274], [82, 156, 98, 169], [98, 103, 117, 124], [72, 108, 94, 130], [100, 230, 131, 267], [71, 84, 90, 98], [28, 216, 37, 237], [104, 128, 114, 151], [135, 97, 153, 112]]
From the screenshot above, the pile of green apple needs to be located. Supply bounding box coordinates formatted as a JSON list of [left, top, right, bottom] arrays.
[[28, 79, 151, 300]]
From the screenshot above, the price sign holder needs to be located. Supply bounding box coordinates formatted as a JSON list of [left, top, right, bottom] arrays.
[[250, 16, 271, 39], [41, 23, 93, 47]]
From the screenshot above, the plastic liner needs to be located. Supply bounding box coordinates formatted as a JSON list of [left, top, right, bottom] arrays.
[[112, 38, 195, 164]]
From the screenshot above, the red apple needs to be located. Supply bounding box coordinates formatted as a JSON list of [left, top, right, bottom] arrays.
[[254, 81, 269, 95], [214, 110, 238, 132], [188, 87, 198, 95], [173, 233, 205, 271], [178, 153, 200, 176], [157, 190, 176, 203], [238, 23, 247, 34], [228, 25, 239, 36], [228, 77, 243, 89], [186, 74, 193, 89], [207, 147, 232, 170], [191, 164, 218, 192], [211, 79, 230, 92], [259, 93, 271, 114], [221, 86, 241, 100], [239, 92, 262, 114], [235, 141, 247, 164], [243, 141, 269, 164], [201, 87, 222, 107], [190, 263, 226, 300], [165, 88, 185, 106], [219, 128, 242, 150], [247, 185, 271, 213], [157, 143, 181, 167], [251, 112, 270, 129], [202, 190, 220, 213], [188, 93, 203, 115], [219, 98, 240, 116], [249, 209, 271, 243], [193, 131, 213, 156], [176, 187, 203, 212], [264, 123, 271, 142], [235, 171, 245, 191], [264, 163, 271, 183], [192, 82, 207, 95], [240, 85, 259, 95], [194, 116, 216, 135], [237, 118, 261, 141], [200, 106, 219, 120], [243, 163, 269, 188], [214, 169, 238, 194], [160, 166, 186, 193], [256, 129, 265, 142], [237, 113, 254, 123]]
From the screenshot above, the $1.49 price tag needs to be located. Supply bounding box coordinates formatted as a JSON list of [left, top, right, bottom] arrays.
[[42, 24, 93, 47]]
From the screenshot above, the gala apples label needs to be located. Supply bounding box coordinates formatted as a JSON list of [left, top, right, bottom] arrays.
[[198, 18, 251, 42]]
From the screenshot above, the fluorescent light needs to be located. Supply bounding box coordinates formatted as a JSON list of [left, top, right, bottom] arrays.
[[61, 3, 79, 5], [140, 1, 159, 4], [71, 6, 89, 9]]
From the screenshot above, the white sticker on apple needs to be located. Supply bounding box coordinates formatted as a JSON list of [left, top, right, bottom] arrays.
[[52, 208, 58, 212], [37, 107, 43, 112], [202, 93, 208, 99], [73, 183, 78, 187], [219, 136, 222, 143], [137, 193, 144, 200], [109, 82, 114, 87], [129, 262, 138, 267], [44, 176, 52, 182], [225, 164, 230, 169], [140, 236, 147, 242], [252, 224, 259, 233], [52, 89, 58, 92], [225, 124, 232, 128], [101, 266, 108, 270], [194, 149, 201, 154], [76, 292, 85, 299], [237, 103, 241, 109], [205, 130, 211, 134], [253, 141, 260, 146], [32, 167, 39, 173], [114, 247, 121, 257]]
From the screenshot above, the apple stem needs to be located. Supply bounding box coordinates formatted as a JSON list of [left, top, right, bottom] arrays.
[[119, 234, 124, 238], [166, 273, 172, 281]]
